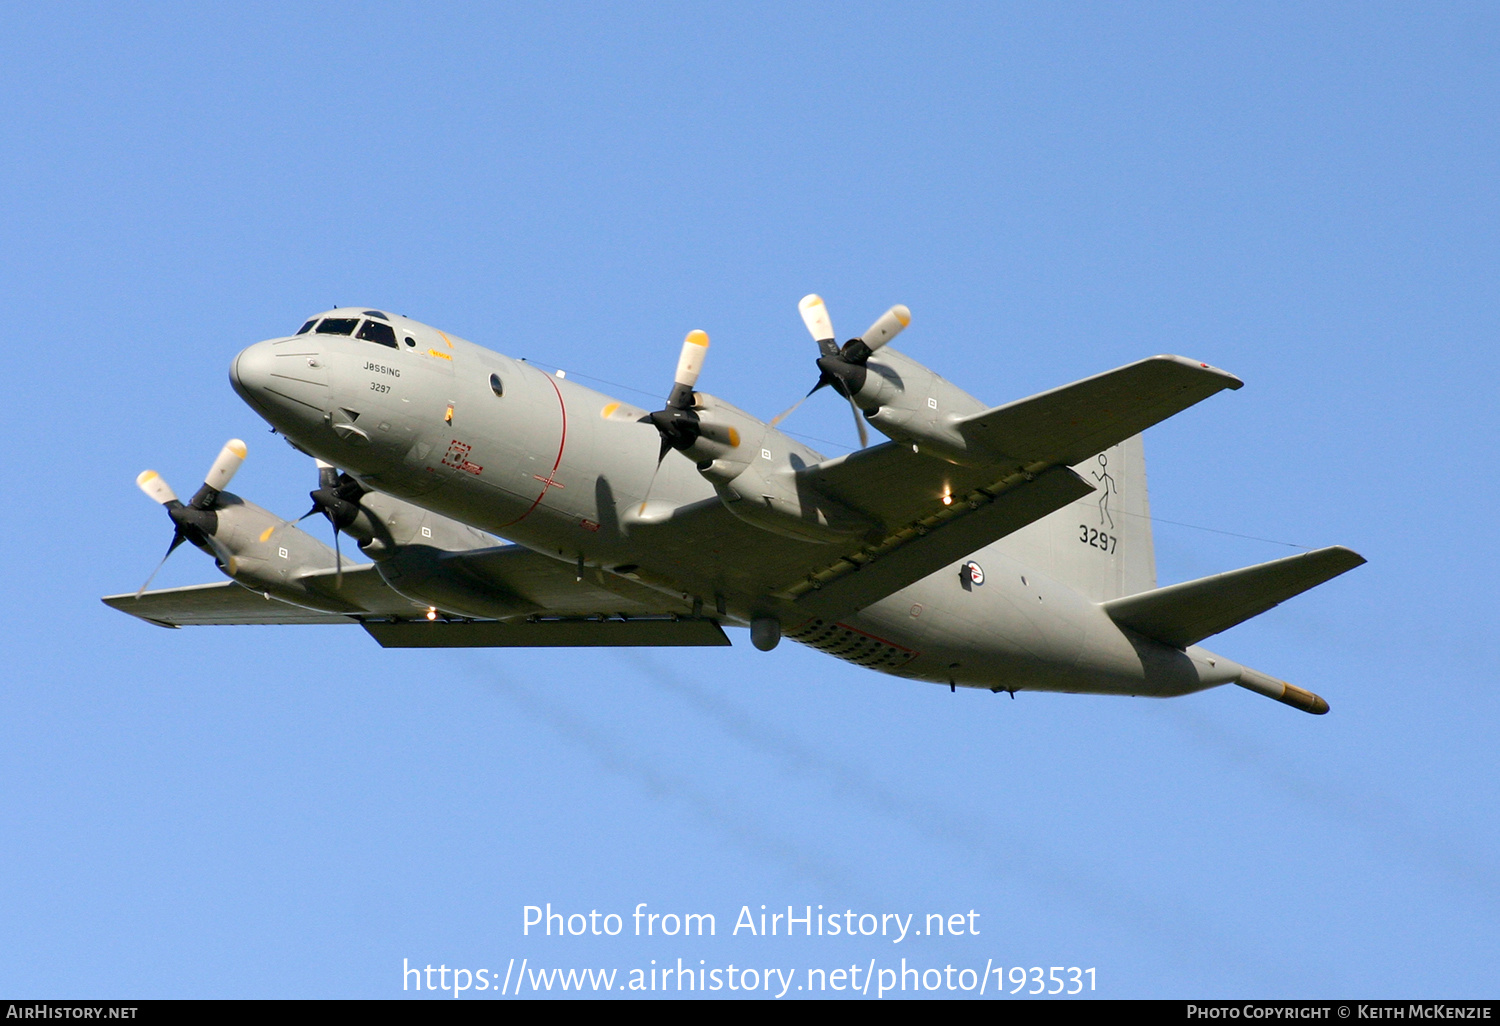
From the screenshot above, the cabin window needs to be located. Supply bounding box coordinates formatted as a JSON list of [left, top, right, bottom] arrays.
[[489, 373, 504, 397], [404, 336, 417, 347], [356, 319, 399, 349], [316, 317, 359, 335]]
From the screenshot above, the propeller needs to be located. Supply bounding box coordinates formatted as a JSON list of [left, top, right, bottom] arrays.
[[134, 439, 247, 596], [771, 295, 911, 449], [298, 459, 367, 584], [638, 330, 710, 513]]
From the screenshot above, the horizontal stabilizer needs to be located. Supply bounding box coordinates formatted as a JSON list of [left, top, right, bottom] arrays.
[[958, 355, 1242, 467], [363, 617, 731, 648], [1103, 545, 1366, 649]]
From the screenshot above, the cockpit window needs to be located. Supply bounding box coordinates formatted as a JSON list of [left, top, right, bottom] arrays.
[[316, 318, 359, 336], [362, 310, 389, 320], [356, 319, 399, 349], [296, 319, 317, 335]]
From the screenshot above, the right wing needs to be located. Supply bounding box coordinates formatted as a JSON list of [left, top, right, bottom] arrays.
[[104, 544, 722, 647], [102, 578, 378, 627]]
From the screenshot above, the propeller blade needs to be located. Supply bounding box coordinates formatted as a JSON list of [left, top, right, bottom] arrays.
[[860, 304, 910, 353], [661, 329, 710, 413], [769, 368, 840, 430], [674, 330, 710, 392], [315, 459, 339, 491], [333, 526, 342, 587], [203, 439, 248, 494], [200, 528, 235, 569], [136, 470, 178, 506], [768, 394, 809, 429], [798, 294, 836, 351], [135, 529, 187, 597], [637, 447, 670, 515], [847, 393, 869, 449]]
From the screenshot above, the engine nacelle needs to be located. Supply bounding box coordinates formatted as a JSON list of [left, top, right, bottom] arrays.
[[345, 489, 495, 560], [194, 492, 352, 611], [679, 394, 878, 544], [849, 348, 991, 465]]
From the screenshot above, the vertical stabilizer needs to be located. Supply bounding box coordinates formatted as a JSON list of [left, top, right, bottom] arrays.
[[996, 433, 1156, 601]]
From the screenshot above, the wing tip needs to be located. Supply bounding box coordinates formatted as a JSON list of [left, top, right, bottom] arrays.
[[1152, 354, 1245, 390], [102, 595, 183, 627], [1308, 544, 1368, 573]]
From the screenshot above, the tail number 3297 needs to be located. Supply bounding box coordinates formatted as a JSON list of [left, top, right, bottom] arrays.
[[1079, 525, 1117, 553]]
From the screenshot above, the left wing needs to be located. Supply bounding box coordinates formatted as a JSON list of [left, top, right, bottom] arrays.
[[954, 355, 1242, 466], [785, 357, 1240, 617]]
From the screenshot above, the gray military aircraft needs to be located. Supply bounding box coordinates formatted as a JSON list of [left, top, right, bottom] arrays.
[[104, 298, 1363, 714]]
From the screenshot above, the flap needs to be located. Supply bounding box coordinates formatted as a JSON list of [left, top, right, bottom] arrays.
[[957, 355, 1243, 467], [1103, 546, 1366, 648], [363, 617, 731, 648], [438, 544, 688, 616]]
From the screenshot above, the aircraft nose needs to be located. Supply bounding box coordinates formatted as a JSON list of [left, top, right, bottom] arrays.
[[229, 340, 274, 404], [230, 338, 329, 425]]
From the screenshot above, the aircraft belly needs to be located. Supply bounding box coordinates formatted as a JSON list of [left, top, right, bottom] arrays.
[[833, 551, 1232, 697], [890, 556, 1087, 689]]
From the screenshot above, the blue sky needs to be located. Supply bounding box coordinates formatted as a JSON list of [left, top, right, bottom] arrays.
[[1, 2, 1495, 999]]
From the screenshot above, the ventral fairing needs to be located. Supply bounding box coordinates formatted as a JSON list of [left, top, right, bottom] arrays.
[[106, 298, 1362, 714]]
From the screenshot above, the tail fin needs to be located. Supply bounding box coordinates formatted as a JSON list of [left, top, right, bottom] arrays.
[[996, 433, 1157, 601]]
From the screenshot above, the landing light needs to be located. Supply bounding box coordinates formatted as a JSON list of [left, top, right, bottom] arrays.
[[941, 492, 953, 506], [426, 607, 437, 621]]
